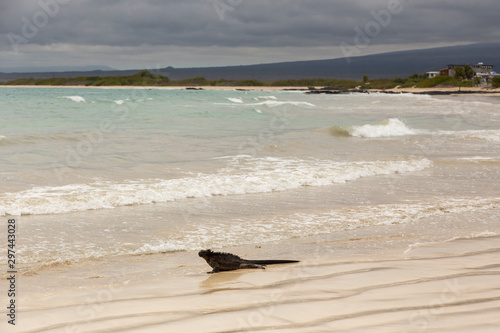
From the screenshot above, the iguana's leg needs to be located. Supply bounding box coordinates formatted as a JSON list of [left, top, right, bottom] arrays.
[[240, 263, 265, 270], [208, 261, 220, 274]]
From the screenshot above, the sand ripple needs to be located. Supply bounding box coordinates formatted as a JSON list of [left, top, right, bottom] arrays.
[[4, 235, 499, 332]]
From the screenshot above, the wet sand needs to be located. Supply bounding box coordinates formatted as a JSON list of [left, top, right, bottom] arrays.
[[2, 227, 499, 332]]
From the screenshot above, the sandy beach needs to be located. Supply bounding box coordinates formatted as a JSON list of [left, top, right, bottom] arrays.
[[1, 227, 499, 332], [386, 86, 500, 97], [2, 85, 500, 95]]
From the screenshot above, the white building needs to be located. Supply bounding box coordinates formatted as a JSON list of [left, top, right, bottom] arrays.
[[425, 71, 441, 78]]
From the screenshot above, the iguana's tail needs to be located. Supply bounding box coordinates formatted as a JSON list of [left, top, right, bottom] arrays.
[[248, 260, 299, 265]]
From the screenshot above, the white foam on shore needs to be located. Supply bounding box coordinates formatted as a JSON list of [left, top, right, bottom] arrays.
[[461, 130, 500, 142], [132, 241, 185, 255], [457, 156, 496, 161], [135, 197, 500, 254], [0, 156, 433, 216], [428, 129, 500, 142], [404, 230, 498, 256], [59, 96, 86, 103], [12, 195, 499, 267], [227, 98, 243, 103]]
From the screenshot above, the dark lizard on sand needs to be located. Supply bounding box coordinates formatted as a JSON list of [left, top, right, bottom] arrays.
[[198, 249, 299, 273]]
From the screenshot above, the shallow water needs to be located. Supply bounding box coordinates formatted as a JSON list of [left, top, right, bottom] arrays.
[[0, 87, 499, 273]]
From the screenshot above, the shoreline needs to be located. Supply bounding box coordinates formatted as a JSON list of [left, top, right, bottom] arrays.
[[385, 86, 500, 96], [1, 84, 500, 96], [2, 231, 498, 332], [0, 85, 310, 91]]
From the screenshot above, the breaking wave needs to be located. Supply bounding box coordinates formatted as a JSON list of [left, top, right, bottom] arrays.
[[59, 96, 86, 103], [251, 100, 315, 107], [321, 118, 418, 138], [218, 99, 315, 108], [321, 118, 500, 142], [350, 118, 418, 138], [0, 156, 432, 216]]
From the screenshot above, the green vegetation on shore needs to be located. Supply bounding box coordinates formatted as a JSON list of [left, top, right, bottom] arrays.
[[2, 70, 496, 89], [493, 77, 500, 88], [4, 70, 170, 87], [414, 75, 458, 88]]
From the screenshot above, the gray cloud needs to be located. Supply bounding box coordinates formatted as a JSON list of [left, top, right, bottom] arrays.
[[0, 0, 499, 69]]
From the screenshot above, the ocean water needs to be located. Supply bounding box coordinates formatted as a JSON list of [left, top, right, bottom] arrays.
[[0, 87, 499, 272]]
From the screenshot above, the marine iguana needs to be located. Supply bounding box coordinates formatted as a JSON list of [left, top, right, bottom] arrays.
[[198, 249, 299, 273]]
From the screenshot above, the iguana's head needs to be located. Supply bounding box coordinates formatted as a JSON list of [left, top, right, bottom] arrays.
[[198, 249, 213, 259]]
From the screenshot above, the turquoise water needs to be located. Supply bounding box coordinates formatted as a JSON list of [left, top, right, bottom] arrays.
[[0, 87, 499, 270]]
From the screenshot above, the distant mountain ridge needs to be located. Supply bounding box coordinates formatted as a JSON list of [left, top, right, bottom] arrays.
[[1, 43, 498, 82], [156, 43, 499, 81], [0, 65, 116, 73]]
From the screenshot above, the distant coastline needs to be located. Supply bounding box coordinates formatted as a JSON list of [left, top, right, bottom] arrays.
[[2, 84, 500, 97], [1, 70, 499, 95]]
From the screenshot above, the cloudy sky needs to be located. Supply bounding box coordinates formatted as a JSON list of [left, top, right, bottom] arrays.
[[1, 0, 499, 70]]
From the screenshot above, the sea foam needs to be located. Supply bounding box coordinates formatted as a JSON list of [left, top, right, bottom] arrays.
[[134, 196, 499, 254], [251, 100, 315, 107], [0, 156, 433, 216], [459, 130, 500, 142], [60, 96, 86, 103], [217, 100, 315, 108], [425, 129, 500, 142]]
